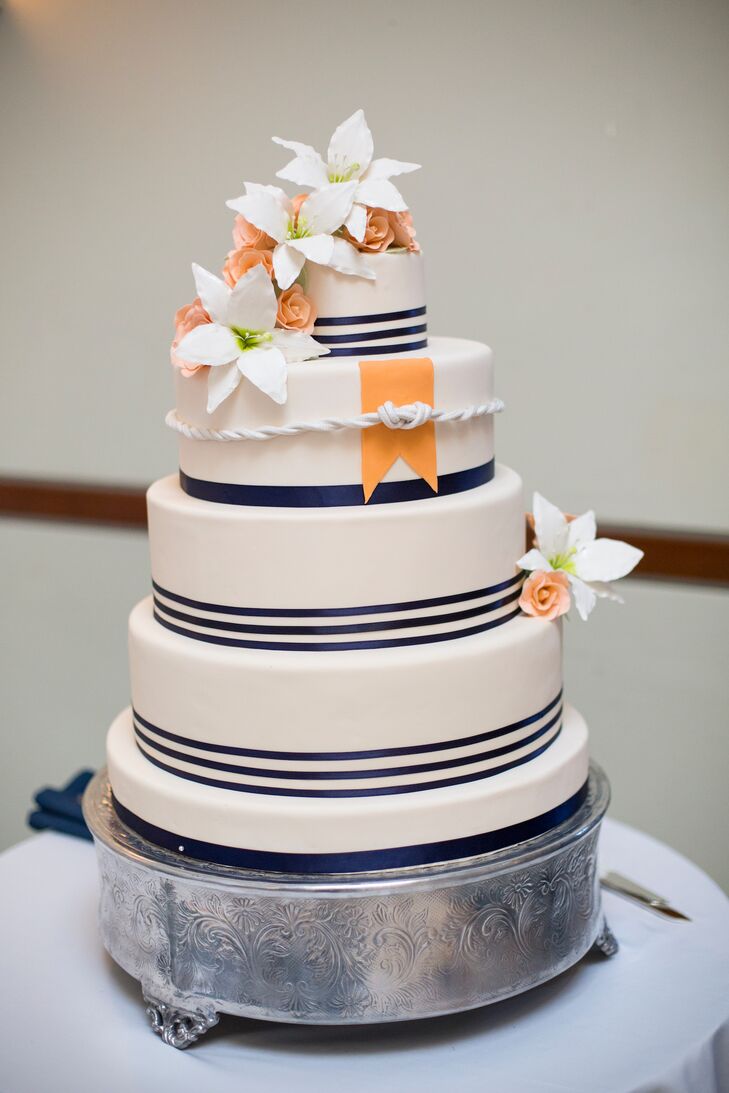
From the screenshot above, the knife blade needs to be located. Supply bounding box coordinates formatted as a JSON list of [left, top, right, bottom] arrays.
[[600, 871, 691, 921]]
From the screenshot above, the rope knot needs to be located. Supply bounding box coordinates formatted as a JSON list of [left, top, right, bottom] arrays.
[[377, 401, 433, 430]]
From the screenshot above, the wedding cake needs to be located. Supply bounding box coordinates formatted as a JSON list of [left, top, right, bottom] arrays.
[[106, 111, 642, 873]]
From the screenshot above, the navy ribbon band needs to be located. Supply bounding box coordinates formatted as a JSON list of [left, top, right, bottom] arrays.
[[112, 780, 588, 874], [133, 707, 562, 784], [151, 571, 524, 620], [179, 459, 494, 508], [153, 603, 522, 651], [314, 323, 427, 345], [324, 339, 429, 357], [152, 587, 522, 639], [132, 690, 563, 763], [314, 305, 426, 327], [134, 722, 562, 798]]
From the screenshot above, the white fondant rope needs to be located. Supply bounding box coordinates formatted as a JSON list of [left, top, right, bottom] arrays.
[[165, 399, 505, 443]]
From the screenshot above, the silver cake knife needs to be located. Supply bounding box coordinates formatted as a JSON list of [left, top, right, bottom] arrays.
[[600, 871, 691, 921]]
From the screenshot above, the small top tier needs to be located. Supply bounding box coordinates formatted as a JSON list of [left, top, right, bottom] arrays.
[[306, 252, 427, 358]]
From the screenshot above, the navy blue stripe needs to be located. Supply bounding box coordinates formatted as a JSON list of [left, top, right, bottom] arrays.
[[152, 587, 522, 637], [179, 459, 494, 508], [134, 708, 562, 782], [314, 305, 426, 328], [112, 781, 588, 873], [153, 604, 522, 651], [132, 690, 563, 762], [314, 324, 427, 345], [132, 725, 563, 798], [325, 339, 429, 357], [151, 572, 524, 620]]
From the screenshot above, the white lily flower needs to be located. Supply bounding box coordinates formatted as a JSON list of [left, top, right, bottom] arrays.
[[272, 109, 420, 242], [226, 181, 373, 289], [174, 263, 328, 412], [518, 493, 644, 621]]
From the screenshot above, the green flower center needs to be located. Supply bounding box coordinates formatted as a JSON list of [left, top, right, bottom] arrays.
[[286, 215, 310, 240], [231, 328, 272, 352], [548, 547, 577, 574], [328, 160, 360, 183]]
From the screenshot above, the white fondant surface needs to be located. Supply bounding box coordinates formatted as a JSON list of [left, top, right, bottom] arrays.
[[175, 336, 494, 487], [127, 596, 562, 753], [107, 703, 588, 855], [147, 465, 525, 611], [305, 251, 426, 322]]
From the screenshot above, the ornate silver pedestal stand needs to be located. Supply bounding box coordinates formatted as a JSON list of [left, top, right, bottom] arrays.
[[83, 764, 617, 1048]]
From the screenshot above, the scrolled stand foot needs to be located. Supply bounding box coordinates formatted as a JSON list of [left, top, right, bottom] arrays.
[[593, 918, 619, 958], [143, 995, 219, 1049]]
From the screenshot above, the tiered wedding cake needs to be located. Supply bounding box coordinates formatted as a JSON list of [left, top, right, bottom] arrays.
[[106, 111, 641, 873]]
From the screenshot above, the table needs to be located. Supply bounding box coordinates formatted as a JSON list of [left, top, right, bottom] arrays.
[[1, 821, 728, 1093]]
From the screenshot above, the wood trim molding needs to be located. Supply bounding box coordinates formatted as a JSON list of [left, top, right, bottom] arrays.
[[1, 475, 728, 587]]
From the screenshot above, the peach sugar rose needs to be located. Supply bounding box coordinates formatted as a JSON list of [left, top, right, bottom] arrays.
[[170, 297, 211, 376], [232, 214, 275, 251], [519, 571, 571, 621], [276, 283, 317, 334], [388, 209, 420, 252], [222, 247, 274, 287], [345, 207, 395, 253]]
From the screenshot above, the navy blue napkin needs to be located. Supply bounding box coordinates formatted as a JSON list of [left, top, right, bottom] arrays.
[[28, 770, 94, 841]]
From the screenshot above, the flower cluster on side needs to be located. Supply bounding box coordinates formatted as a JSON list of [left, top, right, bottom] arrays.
[[518, 493, 643, 621], [170, 110, 420, 412]]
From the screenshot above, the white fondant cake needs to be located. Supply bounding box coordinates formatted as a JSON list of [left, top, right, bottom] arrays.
[[104, 113, 641, 873]]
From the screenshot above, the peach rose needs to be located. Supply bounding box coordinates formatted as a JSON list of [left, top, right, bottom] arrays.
[[388, 209, 420, 252], [222, 247, 274, 287], [170, 297, 211, 376], [345, 207, 395, 253], [276, 283, 317, 334], [519, 570, 571, 621], [232, 214, 275, 251]]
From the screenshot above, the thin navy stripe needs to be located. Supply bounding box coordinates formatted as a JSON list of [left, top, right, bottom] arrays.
[[153, 604, 522, 651], [325, 339, 429, 357], [131, 690, 563, 762], [314, 324, 427, 345], [151, 572, 524, 620], [133, 726, 563, 798], [314, 305, 426, 327], [152, 588, 522, 637], [112, 781, 588, 873], [179, 460, 494, 508], [134, 709, 562, 782]]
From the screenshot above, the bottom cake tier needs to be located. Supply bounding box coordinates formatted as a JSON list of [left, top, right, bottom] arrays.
[[107, 704, 589, 873]]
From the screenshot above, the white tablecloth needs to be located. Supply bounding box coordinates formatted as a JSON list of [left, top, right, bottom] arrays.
[[1, 820, 728, 1093]]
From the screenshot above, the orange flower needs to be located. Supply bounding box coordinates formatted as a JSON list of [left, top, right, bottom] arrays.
[[519, 570, 571, 621], [388, 209, 420, 252], [170, 297, 211, 376], [232, 214, 275, 251], [276, 283, 317, 334], [344, 207, 395, 253], [222, 247, 274, 288]]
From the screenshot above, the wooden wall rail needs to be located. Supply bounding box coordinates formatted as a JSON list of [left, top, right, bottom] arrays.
[[1, 475, 728, 587]]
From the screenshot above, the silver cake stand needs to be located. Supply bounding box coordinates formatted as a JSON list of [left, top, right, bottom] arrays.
[[83, 764, 617, 1049]]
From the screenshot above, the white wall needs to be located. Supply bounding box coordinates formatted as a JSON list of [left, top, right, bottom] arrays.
[[1, 1, 728, 883]]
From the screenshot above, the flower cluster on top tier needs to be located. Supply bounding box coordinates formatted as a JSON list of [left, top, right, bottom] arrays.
[[518, 493, 643, 621], [171, 110, 420, 412]]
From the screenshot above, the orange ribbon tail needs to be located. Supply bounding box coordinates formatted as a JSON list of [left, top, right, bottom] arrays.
[[359, 358, 438, 503]]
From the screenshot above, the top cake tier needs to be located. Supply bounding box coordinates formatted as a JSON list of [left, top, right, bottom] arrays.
[[304, 251, 426, 358]]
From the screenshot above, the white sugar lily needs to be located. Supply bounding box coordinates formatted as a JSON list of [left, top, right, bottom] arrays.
[[272, 109, 420, 242], [174, 263, 328, 412], [518, 493, 644, 621], [226, 181, 373, 290]]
